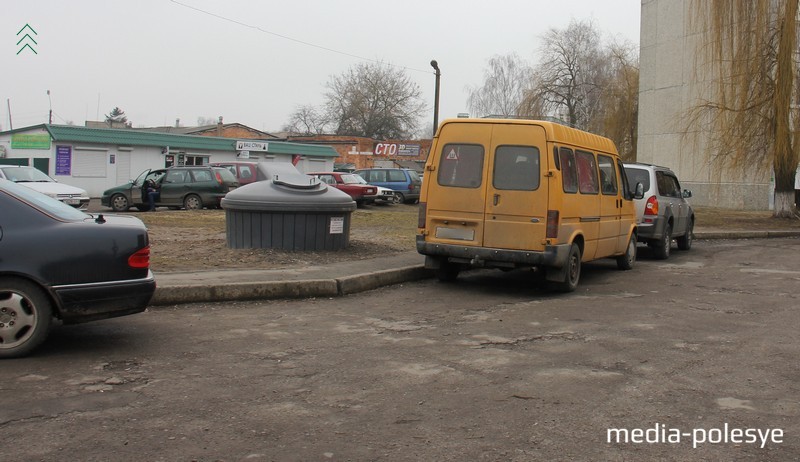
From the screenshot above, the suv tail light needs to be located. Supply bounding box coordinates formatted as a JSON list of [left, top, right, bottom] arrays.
[[409, 183, 415, 191], [215, 171, 224, 185], [418, 202, 427, 229], [128, 246, 151, 269], [644, 195, 659, 215]]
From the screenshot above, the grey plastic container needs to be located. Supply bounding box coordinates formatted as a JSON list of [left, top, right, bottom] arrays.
[[221, 163, 357, 251]]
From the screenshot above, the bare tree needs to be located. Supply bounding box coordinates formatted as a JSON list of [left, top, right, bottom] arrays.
[[528, 19, 605, 129], [466, 54, 533, 117], [323, 62, 426, 139], [687, 0, 799, 217], [282, 105, 330, 135]]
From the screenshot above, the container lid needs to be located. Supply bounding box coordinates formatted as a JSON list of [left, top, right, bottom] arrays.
[[221, 162, 356, 212]]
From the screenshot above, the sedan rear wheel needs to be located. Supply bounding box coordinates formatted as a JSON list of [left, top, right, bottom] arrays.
[[0, 278, 53, 359], [110, 193, 130, 212]]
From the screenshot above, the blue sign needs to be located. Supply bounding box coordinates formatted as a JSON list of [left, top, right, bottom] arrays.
[[55, 145, 72, 175]]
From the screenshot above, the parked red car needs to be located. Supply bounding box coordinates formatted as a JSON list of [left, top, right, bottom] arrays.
[[209, 161, 264, 185], [307, 172, 377, 205]]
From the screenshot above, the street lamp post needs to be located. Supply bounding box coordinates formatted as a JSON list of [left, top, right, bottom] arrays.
[[47, 90, 52, 124], [430, 60, 441, 137]]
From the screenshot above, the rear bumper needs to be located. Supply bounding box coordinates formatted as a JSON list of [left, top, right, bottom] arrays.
[[416, 235, 571, 269], [52, 271, 156, 324], [636, 216, 666, 241]]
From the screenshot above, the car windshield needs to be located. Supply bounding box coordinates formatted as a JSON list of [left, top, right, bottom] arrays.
[[0, 179, 89, 221], [340, 174, 366, 185], [0, 166, 54, 183]]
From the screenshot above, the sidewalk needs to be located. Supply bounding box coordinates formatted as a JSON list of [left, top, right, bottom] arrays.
[[150, 228, 800, 306]]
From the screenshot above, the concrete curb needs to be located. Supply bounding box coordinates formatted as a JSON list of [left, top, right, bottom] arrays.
[[694, 230, 800, 240], [151, 265, 432, 306]]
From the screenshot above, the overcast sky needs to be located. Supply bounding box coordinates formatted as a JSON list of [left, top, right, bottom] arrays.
[[3, 0, 640, 135]]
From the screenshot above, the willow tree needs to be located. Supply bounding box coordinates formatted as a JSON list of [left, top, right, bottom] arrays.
[[690, 0, 799, 217]]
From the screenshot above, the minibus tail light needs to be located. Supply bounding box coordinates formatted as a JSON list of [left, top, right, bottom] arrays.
[[546, 210, 559, 238], [418, 202, 427, 229], [644, 195, 659, 215]]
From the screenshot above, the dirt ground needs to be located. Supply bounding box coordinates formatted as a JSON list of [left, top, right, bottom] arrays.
[[132, 203, 419, 273], [122, 204, 799, 273]]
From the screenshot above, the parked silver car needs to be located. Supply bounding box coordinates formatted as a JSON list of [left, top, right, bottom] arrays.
[[623, 163, 695, 259]]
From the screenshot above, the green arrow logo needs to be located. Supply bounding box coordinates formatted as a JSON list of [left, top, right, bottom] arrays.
[[16, 23, 38, 55]]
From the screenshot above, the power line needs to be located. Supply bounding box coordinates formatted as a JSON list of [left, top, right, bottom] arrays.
[[168, 0, 432, 75]]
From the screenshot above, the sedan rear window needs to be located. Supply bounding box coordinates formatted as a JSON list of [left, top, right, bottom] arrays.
[[0, 179, 88, 221]]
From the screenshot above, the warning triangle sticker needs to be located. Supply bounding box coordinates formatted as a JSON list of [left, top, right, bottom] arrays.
[[446, 149, 458, 160]]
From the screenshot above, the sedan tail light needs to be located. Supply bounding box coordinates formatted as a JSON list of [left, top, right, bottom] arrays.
[[644, 195, 659, 215], [128, 246, 151, 269]]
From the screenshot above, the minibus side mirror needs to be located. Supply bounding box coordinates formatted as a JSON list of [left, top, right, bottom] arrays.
[[634, 183, 645, 199], [683, 189, 692, 198]]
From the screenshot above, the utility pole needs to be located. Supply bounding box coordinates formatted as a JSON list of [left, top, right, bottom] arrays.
[[7, 99, 12, 130], [47, 90, 52, 124]]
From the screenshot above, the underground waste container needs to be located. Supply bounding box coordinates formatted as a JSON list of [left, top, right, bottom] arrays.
[[221, 163, 357, 251]]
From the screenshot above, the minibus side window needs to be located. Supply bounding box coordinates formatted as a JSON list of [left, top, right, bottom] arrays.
[[438, 144, 485, 188], [597, 154, 618, 195], [576, 150, 599, 195], [559, 147, 578, 193], [493, 146, 540, 191]]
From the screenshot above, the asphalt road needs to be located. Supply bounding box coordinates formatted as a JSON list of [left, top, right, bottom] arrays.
[[3, 238, 800, 461]]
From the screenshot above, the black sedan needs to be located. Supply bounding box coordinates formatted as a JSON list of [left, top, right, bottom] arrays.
[[0, 179, 156, 358]]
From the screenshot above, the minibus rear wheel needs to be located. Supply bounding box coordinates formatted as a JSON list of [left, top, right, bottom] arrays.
[[550, 244, 581, 292]]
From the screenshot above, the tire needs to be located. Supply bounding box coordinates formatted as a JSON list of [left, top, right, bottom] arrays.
[[390, 193, 400, 204], [651, 223, 672, 260], [394, 192, 406, 204], [110, 193, 130, 212], [616, 234, 637, 270], [435, 261, 460, 282], [551, 243, 581, 293], [183, 194, 203, 210], [0, 278, 53, 359], [677, 218, 694, 251]]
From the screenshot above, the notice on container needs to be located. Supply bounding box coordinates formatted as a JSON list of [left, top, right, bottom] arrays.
[[329, 216, 344, 234]]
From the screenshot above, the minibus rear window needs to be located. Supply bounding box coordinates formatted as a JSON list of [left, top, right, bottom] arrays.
[[493, 146, 540, 191], [438, 144, 484, 188]]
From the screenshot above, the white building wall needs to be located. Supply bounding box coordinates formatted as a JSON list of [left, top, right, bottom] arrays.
[[0, 128, 334, 197], [638, 0, 772, 210]]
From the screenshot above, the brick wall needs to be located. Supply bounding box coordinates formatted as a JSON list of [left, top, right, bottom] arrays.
[[287, 135, 431, 170]]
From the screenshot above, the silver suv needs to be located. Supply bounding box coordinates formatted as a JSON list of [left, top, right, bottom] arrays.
[[623, 163, 695, 259]]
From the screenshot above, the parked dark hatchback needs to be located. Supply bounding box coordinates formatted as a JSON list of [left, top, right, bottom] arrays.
[[101, 166, 239, 212], [0, 179, 155, 358]]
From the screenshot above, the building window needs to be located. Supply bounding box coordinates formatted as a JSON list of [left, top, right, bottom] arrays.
[[184, 156, 209, 166]]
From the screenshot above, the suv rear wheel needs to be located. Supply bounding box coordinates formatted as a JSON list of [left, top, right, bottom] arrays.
[[651, 223, 672, 260], [677, 218, 694, 250]]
